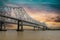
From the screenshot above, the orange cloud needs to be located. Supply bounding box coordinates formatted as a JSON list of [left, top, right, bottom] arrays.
[[24, 7, 60, 28], [25, 7, 60, 22]]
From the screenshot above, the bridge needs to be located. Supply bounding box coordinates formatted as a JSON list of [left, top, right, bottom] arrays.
[[0, 6, 47, 31]]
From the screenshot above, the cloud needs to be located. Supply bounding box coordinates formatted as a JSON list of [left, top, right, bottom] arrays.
[[0, 0, 59, 13], [54, 16, 60, 22], [0, 0, 60, 22], [0, 0, 8, 6]]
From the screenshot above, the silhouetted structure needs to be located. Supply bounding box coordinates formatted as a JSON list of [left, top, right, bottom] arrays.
[[0, 6, 47, 31]]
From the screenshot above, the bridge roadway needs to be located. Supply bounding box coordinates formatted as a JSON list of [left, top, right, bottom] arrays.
[[0, 14, 43, 31]]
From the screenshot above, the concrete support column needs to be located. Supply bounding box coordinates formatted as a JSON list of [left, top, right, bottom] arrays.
[[20, 20, 23, 31], [38, 27, 41, 30], [17, 20, 20, 31], [43, 26, 46, 31], [33, 26, 36, 31], [0, 22, 3, 30], [0, 21, 7, 31], [17, 20, 23, 31], [3, 23, 6, 30], [38, 27, 40, 30]]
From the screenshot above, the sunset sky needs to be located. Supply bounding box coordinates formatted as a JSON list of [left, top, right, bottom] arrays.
[[0, 0, 60, 28]]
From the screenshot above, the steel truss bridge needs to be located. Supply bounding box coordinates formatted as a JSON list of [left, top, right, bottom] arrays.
[[0, 6, 47, 31]]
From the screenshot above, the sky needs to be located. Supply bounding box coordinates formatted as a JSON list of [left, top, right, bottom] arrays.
[[0, 0, 60, 28]]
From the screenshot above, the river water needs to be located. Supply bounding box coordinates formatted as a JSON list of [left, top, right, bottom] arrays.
[[0, 30, 60, 40]]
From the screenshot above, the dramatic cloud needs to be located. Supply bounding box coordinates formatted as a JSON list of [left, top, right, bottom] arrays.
[[0, 0, 60, 28], [55, 16, 60, 22], [0, 0, 60, 13], [0, 0, 60, 22], [0, 0, 8, 6]]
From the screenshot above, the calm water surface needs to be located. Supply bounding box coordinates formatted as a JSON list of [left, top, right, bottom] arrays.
[[0, 30, 60, 40]]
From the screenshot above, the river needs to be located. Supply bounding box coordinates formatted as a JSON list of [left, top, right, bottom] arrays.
[[0, 30, 60, 40]]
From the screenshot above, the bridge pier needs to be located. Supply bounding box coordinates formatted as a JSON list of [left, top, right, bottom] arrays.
[[17, 20, 20, 31], [38, 27, 41, 30], [17, 20, 23, 31], [33, 26, 36, 31], [0, 21, 7, 31], [42, 26, 47, 31], [20, 20, 24, 31], [0, 22, 2, 30]]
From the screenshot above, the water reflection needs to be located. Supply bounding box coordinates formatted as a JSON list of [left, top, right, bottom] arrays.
[[17, 31, 24, 40], [0, 30, 60, 40]]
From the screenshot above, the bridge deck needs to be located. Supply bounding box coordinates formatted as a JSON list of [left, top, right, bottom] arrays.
[[0, 14, 40, 26], [0, 14, 41, 31]]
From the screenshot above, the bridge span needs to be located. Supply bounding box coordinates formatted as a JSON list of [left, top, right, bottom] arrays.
[[0, 6, 47, 31]]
